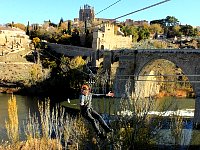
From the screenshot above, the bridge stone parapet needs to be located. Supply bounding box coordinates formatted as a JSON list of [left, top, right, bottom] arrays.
[[46, 43, 96, 56]]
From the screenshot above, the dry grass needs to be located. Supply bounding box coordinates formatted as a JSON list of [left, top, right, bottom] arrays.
[[0, 138, 62, 150], [2, 96, 89, 150], [5, 95, 19, 144]]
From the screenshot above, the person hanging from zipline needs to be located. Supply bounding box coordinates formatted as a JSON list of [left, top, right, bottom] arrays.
[[79, 84, 114, 139]]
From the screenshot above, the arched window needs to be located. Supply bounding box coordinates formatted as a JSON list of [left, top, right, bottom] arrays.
[[101, 45, 104, 50]]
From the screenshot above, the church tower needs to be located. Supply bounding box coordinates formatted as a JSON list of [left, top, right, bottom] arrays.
[[79, 4, 95, 22]]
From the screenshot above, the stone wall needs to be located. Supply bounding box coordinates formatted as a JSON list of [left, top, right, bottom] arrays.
[[46, 43, 97, 66]]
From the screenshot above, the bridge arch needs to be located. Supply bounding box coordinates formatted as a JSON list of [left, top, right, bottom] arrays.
[[135, 58, 193, 98]]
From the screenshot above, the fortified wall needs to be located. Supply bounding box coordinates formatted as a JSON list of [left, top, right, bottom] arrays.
[[92, 23, 132, 50]]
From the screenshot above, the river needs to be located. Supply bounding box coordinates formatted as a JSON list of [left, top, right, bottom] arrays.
[[0, 93, 200, 147], [0, 93, 39, 141]]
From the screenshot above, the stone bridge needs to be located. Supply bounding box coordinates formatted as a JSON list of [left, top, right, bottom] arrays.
[[108, 48, 200, 128], [46, 43, 200, 127]]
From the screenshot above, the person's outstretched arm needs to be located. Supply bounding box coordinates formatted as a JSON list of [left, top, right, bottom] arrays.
[[106, 91, 114, 97], [93, 91, 114, 97]]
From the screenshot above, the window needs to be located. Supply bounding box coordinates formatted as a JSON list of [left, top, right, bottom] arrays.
[[101, 45, 104, 50]]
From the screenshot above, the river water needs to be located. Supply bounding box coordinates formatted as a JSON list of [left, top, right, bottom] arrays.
[[0, 93, 200, 147], [0, 93, 39, 141]]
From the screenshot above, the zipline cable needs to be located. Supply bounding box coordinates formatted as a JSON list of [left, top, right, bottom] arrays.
[[89, 0, 171, 29], [95, 0, 122, 16], [114, 0, 171, 20]]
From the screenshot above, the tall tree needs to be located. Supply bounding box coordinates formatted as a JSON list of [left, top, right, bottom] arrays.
[[59, 17, 64, 27], [71, 28, 80, 46], [67, 20, 72, 35], [26, 21, 30, 35]]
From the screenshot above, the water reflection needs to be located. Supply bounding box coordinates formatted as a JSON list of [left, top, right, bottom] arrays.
[[0, 93, 38, 141]]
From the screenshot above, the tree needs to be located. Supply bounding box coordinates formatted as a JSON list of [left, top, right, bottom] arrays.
[[32, 37, 41, 50], [70, 56, 86, 69], [26, 21, 30, 35], [121, 26, 132, 36], [165, 16, 179, 26], [130, 26, 139, 42], [137, 27, 150, 41], [32, 37, 41, 63], [193, 28, 198, 37], [67, 20, 72, 35], [58, 17, 64, 27], [71, 28, 81, 46], [150, 19, 166, 27], [84, 30, 93, 48], [58, 34, 71, 44], [58, 22, 67, 34], [180, 25, 194, 36], [120, 25, 139, 42], [149, 24, 163, 34], [172, 25, 181, 37]]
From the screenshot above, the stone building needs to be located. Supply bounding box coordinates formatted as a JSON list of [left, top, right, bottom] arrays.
[[79, 4, 95, 22], [92, 23, 133, 50], [125, 19, 148, 26]]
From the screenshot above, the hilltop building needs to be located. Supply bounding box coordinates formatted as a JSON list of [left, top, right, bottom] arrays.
[[125, 19, 148, 26], [78, 4, 116, 24], [79, 4, 95, 22], [92, 23, 132, 50]]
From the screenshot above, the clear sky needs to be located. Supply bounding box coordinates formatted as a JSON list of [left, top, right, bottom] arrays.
[[0, 0, 199, 26]]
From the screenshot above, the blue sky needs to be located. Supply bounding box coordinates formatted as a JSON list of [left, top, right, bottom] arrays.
[[0, 0, 199, 26]]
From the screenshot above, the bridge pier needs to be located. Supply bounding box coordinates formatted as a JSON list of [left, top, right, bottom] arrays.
[[102, 51, 111, 72], [193, 94, 200, 129], [91, 51, 96, 67]]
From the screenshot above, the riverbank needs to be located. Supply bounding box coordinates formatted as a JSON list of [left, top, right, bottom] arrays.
[[0, 47, 51, 95], [156, 89, 195, 99]]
